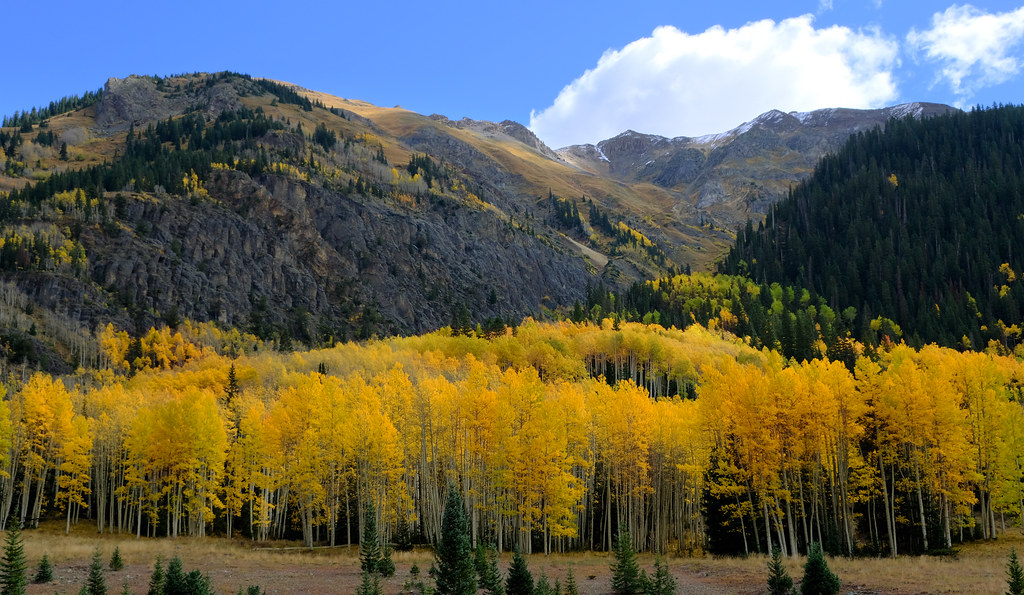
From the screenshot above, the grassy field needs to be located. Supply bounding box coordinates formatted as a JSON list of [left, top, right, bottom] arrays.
[[13, 522, 1023, 594]]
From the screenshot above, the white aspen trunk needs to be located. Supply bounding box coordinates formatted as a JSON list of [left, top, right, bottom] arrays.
[[914, 459, 928, 551], [878, 456, 897, 558]]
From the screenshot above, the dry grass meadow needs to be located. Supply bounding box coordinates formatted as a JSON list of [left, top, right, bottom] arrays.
[[13, 521, 1023, 594]]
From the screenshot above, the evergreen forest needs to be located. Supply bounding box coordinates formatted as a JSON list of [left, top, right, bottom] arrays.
[[721, 105, 1024, 350]]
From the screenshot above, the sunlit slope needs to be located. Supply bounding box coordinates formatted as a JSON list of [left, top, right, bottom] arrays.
[[293, 83, 733, 271]]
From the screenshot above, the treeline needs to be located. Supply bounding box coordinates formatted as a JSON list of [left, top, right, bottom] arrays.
[[1, 320, 1022, 561], [0, 225, 87, 275], [542, 190, 672, 270], [583, 273, 893, 367], [1, 107, 284, 218], [720, 104, 1024, 349], [1, 88, 103, 129]]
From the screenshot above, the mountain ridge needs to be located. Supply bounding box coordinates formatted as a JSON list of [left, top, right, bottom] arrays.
[[557, 101, 956, 224], [0, 71, 959, 373]]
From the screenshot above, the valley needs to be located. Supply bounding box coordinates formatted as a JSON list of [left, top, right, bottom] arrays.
[[2, 72, 1024, 594]]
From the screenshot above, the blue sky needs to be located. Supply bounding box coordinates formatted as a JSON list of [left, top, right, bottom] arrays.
[[3, 1, 1024, 148]]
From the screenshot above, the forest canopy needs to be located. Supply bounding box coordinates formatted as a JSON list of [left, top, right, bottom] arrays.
[[0, 319, 1021, 559]]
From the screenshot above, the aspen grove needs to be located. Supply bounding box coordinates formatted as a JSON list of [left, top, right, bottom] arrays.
[[2, 319, 1023, 559]]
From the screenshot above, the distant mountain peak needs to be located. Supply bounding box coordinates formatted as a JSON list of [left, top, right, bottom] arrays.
[[429, 114, 559, 159], [556, 101, 957, 223]]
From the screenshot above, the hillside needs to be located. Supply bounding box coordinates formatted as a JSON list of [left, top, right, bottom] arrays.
[[0, 73, 609, 370], [0, 71, 959, 373], [720, 104, 1024, 350]]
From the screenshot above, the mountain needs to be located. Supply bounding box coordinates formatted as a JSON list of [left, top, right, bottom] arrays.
[[0, 71, 957, 372], [558, 103, 956, 230], [719, 104, 1024, 350], [0, 73, 601, 356]]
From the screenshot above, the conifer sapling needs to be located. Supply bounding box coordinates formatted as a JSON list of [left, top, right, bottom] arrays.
[[1008, 548, 1024, 595], [767, 546, 793, 595], [800, 542, 840, 595]]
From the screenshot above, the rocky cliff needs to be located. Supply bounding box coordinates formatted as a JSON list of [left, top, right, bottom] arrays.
[[0, 72, 594, 366]]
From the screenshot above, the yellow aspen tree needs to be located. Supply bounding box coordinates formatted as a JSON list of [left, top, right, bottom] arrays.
[[232, 398, 278, 541], [14, 373, 75, 528], [58, 416, 92, 533], [590, 379, 653, 550], [269, 374, 331, 546], [946, 349, 1011, 539], [800, 358, 866, 556], [347, 374, 405, 550], [84, 383, 141, 535], [454, 359, 501, 548], [0, 387, 14, 528], [917, 347, 981, 548]]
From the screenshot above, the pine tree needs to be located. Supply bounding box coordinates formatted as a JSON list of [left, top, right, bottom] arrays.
[[434, 483, 475, 595], [357, 571, 383, 595], [505, 551, 534, 595], [565, 568, 580, 595], [146, 556, 164, 595], [394, 515, 413, 551], [1008, 548, 1024, 595], [163, 555, 186, 595], [474, 544, 488, 587], [379, 545, 395, 578], [610, 532, 643, 594], [183, 569, 214, 595], [767, 547, 794, 595], [225, 363, 240, 404], [360, 501, 383, 575], [647, 557, 677, 595], [535, 573, 553, 595], [800, 542, 840, 595], [109, 546, 124, 571], [0, 520, 26, 595], [479, 545, 505, 595], [32, 553, 52, 584], [84, 549, 107, 595]]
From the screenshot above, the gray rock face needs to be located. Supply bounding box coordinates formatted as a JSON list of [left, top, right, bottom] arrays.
[[94, 75, 242, 133], [95, 76, 190, 132], [64, 168, 590, 338]]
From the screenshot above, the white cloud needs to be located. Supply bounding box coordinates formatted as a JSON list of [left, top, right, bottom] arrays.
[[907, 4, 1024, 106], [528, 16, 899, 148], [818, 0, 834, 12]]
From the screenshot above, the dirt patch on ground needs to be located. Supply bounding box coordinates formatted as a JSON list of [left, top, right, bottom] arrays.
[[17, 524, 1024, 594]]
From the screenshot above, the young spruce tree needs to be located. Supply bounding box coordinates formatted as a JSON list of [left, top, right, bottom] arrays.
[[564, 567, 580, 595], [800, 542, 840, 595], [610, 532, 643, 594], [767, 546, 794, 595], [84, 549, 107, 595], [109, 546, 124, 571], [360, 501, 383, 575], [146, 556, 164, 595], [33, 553, 52, 584], [0, 520, 26, 595], [505, 551, 533, 595], [434, 483, 475, 595], [647, 557, 677, 595], [478, 545, 505, 595], [1008, 548, 1024, 595]]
